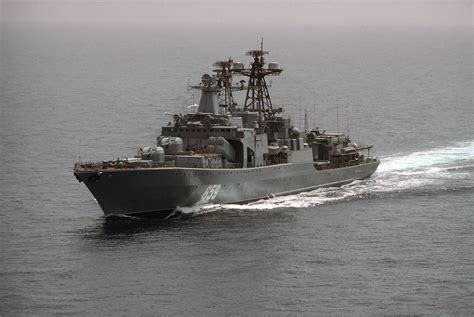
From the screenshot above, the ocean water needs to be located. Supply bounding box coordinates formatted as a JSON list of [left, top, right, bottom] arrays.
[[1, 23, 473, 315]]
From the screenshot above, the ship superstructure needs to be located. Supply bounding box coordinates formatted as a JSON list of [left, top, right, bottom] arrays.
[[74, 44, 379, 217]]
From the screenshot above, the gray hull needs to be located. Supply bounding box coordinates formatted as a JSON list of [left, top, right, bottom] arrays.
[[75, 160, 380, 217]]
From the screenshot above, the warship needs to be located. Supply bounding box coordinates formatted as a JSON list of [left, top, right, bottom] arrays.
[[74, 44, 380, 217]]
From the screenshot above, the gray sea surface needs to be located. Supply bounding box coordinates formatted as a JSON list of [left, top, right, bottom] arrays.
[[1, 23, 473, 315]]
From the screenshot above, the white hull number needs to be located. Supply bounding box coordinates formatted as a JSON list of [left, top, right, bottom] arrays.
[[199, 184, 221, 203]]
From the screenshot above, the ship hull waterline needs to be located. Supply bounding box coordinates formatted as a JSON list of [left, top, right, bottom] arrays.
[[74, 160, 380, 218]]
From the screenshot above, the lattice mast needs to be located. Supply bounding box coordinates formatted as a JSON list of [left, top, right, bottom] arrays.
[[235, 40, 282, 119], [213, 59, 235, 112], [190, 58, 245, 114]]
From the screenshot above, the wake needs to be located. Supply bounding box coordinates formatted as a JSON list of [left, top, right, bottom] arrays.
[[177, 141, 474, 215]]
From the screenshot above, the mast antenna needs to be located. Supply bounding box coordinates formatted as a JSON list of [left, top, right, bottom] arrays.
[[304, 108, 309, 132], [78, 138, 81, 163], [313, 93, 316, 128], [346, 104, 349, 137], [299, 93, 302, 129]]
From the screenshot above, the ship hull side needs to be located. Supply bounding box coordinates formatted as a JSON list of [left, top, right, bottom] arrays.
[[75, 160, 379, 217]]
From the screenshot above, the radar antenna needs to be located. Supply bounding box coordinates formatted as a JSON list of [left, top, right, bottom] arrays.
[[213, 58, 237, 112], [233, 40, 282, 120]]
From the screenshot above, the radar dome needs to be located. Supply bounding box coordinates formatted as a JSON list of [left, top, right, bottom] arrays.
[[291, 127, 300, 138]]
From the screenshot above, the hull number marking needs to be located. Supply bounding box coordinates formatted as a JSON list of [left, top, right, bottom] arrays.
[[200, 184, 221, 203]]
